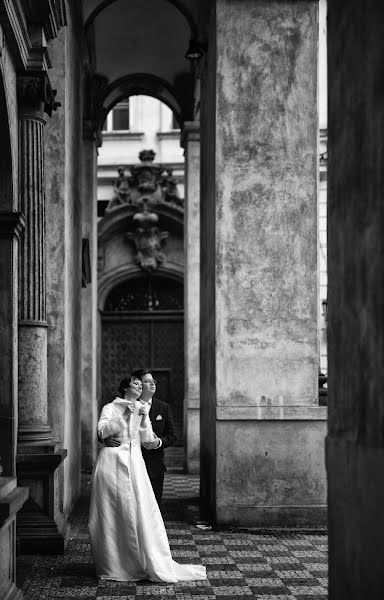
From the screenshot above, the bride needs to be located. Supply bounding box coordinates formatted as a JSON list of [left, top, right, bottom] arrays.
[[89, 374, 206, 583]]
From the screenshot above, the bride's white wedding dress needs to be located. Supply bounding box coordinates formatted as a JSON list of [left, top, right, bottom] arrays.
[[89, 397, 206, 582]]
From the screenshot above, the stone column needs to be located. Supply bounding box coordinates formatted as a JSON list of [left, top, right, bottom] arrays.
[[200, 0, 326, 526], [181, 122, 200, 473], [327, 2, 384, 598], [16, 73, 66, 554], [81, 122, 99, 472], [17, 75, 53, 445]]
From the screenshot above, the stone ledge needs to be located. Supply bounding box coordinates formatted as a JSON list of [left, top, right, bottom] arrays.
[[0, 485, 29, 527], [101, 131, 144, 140], [217, 405, 327, 421], [216, 504, 328, 528]]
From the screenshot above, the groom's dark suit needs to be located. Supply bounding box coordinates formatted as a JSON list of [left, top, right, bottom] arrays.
[[141, 397, 177, 504]]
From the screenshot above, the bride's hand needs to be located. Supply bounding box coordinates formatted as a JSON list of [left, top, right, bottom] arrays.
[[117, 400, 134, 413], [138, 403, 150, 416]]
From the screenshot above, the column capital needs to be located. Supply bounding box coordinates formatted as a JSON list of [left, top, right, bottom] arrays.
[[0, 211, 26, 238], [181, 121, 200, 148], [17, 72, 61, 118]]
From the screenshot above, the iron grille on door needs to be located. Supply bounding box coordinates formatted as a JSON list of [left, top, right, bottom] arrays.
[[101, 276, 184, 444]]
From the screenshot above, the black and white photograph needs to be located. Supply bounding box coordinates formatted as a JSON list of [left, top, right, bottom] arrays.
[[0, 1, 380, 598]]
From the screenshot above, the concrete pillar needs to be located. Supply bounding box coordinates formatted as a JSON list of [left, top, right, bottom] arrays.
[[81, 124, 98, 473], [200, 0, 326, 526], [44, 19, 83, 520], [181, 122, 201, 473], [16, 73, 66, 554], [327, 2, 384, 598]]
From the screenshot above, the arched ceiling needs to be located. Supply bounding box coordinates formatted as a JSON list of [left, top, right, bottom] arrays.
[[81, 0, 204, 123]]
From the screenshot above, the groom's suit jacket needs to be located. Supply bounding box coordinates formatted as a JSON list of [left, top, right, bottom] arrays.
[[141, 397, 177, 479]]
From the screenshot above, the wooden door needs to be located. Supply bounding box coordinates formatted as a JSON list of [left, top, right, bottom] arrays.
[[101, 276, 184, 442]]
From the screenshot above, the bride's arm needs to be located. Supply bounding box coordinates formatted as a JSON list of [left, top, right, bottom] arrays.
[[97, 404, 126, 440]]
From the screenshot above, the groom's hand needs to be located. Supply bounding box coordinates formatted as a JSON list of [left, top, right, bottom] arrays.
[[104, 435, 121, 447], [142, 439, 161, 450]]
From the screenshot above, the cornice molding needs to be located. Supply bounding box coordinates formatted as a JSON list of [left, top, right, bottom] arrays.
[[0, 0, 66, 71]]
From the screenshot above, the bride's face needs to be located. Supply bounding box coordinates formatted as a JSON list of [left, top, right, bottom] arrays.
[[129, 378, 142, 397]]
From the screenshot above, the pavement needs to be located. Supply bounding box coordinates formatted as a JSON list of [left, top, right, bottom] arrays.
[[17, 473, 328, 599]]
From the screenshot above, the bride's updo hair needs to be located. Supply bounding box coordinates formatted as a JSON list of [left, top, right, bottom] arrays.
[[118, 376, 134, 397]]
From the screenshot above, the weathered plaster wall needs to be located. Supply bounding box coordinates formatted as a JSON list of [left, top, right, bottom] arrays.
[[63, 10, 82, 515], [45, 29, 66, 523], [327, 1, 384, 597], [200, 0, 325, 525], [215, 0, 318, 408], [217, 420, 327, 525], [182, 122, 200, 473], [81, 139, 98, 473], [45, 9, 82, 520]]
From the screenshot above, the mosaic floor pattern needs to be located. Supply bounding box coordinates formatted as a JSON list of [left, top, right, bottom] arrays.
[[17, 474, 328, 599]]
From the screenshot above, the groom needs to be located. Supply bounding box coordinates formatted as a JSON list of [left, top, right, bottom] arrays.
[[131, 369, 177, 505]]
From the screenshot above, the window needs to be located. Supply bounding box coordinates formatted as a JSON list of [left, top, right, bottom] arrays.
[[112, 100, 130, 131]]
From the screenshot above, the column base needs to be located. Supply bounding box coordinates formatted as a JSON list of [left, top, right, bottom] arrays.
[[0, 478, 29, 600], [16, 446, 67, 555], [18, 425, 53, 446]]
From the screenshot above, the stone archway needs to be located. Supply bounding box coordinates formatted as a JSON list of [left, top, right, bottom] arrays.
[[100, 272, 185, 449]]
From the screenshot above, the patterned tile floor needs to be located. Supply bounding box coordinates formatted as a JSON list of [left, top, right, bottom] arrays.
[[17, 474, 328, 599]]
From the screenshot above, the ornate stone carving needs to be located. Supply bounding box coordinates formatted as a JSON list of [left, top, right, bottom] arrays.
[[106, 167, 133, 210], [17, 73, 60, 116], [131, 149, 163, 196], [162, 169, 183, 207], [127, 203, 168, 272], [105, 150, 183, 213]]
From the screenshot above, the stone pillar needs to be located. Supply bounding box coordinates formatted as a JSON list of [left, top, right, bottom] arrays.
[[16, 73, 66, 554], [17, 76, 52, 446], [81, 122, 99, 472], [181, 122, 200, 473], [200, 0, 326, 526], [327, 2, 384, 598], [0, 213, 29, 600]]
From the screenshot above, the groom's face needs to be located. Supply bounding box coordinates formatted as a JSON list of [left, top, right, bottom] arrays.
[[142, 373, 156, 396]]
